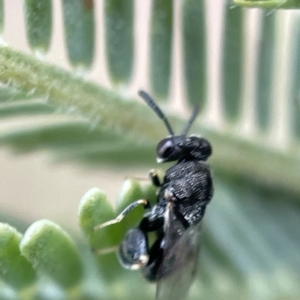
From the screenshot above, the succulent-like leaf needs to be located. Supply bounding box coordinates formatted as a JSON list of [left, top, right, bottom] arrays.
[[20, 220, 83, 290], [0, 223, 36, 290]]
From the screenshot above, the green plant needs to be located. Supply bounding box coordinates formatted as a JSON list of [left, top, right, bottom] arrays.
[[0, 0, 300, 299]]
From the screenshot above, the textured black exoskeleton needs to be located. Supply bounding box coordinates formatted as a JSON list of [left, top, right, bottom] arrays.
[[96, 91, 213, 300]]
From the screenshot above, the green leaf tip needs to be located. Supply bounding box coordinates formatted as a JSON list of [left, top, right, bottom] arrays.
[[79, 182, 150, 285], [234, 0, 300, 8], [62, 0, 95, 68], [24, 0, 53, 52], [116, 178, 144, 210], [79, 178, 156, 253], [20, 219, 83, 289], [115, 178, 152, 231], [0, 223, 36, 290], [79, 176, 162, 290], [105, 0, 134, 83], [151, 0, 173, 98], [79, 187, 121, 251]]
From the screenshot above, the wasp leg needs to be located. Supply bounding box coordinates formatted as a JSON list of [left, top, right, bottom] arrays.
[[119, 226, 164, 280], [119, 205, 165, 272], [149, 169, 161, 187], [119, 228, 149, 270], [93, 199, 150, 231], [142, 236, 164, 281], [92, 246, 118, 255], [139, 206, 165, 232]]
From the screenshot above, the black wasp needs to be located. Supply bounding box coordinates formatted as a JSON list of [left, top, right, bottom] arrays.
[[95, 90, 213, 300]]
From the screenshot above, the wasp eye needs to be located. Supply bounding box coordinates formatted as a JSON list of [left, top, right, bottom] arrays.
[[157, 139, 174, 159]]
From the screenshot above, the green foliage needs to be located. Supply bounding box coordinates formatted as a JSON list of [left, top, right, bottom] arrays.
[[20, 220, 83, 289], [234, 0, 300, 8], [105, 0, 134, 83], [182, 0, 206, 106], [62, 0, 95, 68], [0, 224, 36, 290], [2, 176, 300, 299], [79, 179, 158, 253], [0, 1, 300, 300], [0, 180, 157, 299], [222, 5, 244, 121], [25, 0, 52, 52], [151, 0, 173, 99]]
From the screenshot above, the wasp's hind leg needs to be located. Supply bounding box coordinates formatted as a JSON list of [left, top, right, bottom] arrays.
[[141, 236, 164, 281], [119, 228, 150, 270], [119, 206, 165, 272], [93, 199, 150, 231]]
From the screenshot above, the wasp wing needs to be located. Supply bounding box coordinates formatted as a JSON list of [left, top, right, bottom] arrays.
[[155, 205, 202, 300]]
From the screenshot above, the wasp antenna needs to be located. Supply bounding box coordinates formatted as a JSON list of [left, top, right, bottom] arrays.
[[138, 90, 175, 136], [182, 104, 200, 136]]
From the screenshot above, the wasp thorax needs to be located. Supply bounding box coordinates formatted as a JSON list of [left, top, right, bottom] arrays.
[[156, 136, 212, 163], [186, 136, 212, 161]]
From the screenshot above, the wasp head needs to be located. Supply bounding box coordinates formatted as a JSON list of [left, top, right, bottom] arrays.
[[138, 90, 212, 163], [156, 135, 212, 163]]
